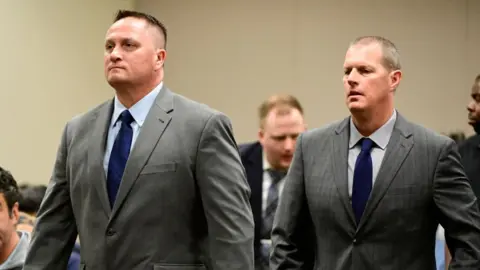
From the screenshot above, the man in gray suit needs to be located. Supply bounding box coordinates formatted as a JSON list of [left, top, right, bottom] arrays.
[[270, 36, 480, 269], [23, 10, 254, 270]]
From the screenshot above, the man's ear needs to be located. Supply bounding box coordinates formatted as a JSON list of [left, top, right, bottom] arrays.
[[258, 129, 265, 146], [10, 202, 19, 223], [155, 49, 167, 70], [389, 70, 402, 91]]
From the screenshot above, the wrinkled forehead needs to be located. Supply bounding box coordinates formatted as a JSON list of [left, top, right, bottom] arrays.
[[105, 17, 149, 41], [343, 43, 383, 67]]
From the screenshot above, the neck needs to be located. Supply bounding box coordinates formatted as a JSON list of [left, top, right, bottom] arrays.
[[351, 106, 394, 137], [472, 121, 480, 134], [0, 231, 19, 264], [115, 76, 162, 108]]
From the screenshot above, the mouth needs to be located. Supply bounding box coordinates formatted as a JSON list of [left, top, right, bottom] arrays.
[[348, 90, 363, 97]]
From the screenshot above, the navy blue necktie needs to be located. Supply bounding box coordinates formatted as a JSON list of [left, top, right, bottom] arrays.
[[107, 110, 134, 207], [352, 138, 374, 224]]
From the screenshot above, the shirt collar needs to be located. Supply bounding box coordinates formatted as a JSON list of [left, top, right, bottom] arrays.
[[349, 110, 397, 150], [111, 81, 163, 128], [262, 150, 271, 171]]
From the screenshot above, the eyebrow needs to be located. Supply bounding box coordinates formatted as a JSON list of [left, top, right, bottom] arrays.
[[105, 37, 137, 43]]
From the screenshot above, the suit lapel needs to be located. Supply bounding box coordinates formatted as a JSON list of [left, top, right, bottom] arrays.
[[109, 87, 173, 220], [88, 100, 114, 217], [357, 114, 414, 230], [332, 118, 356, 226], [245, 144, 264, 232]]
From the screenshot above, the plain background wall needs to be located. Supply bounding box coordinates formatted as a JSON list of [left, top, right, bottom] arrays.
[[136, 0, 480, 143], [0, 0, 133, 184], [1, 0, 478, 184]]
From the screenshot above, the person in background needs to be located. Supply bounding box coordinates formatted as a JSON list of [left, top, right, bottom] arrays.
[[459, 74, 480, 199], [17, 184, 80, 270], [0, 167, 29, 270], [444, 74, 480, 269], [16, 185, 46, 233], [238, 94, 306, 269]]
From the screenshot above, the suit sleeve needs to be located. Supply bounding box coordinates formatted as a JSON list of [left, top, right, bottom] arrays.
[[434, 139, 480, 269], [196, 112, 255, 270], [23, 123, 78, 270], [270, 134, 315, 270]]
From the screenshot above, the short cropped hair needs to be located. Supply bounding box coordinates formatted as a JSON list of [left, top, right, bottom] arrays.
[[350, 36, 401, 71], [114, 10, 167, 49], [18, 184, 47, 214], [472, 74, 480, 92], [0, 166, 20, 214], [258, 94, 304, 128]]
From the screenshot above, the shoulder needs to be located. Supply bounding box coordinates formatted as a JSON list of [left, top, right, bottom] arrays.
[[403, 119, 452, 149], [393, 115, 455, 165], [300, 118, 347, 144], [238, 141, 261, 157], [171, 91, 222, 120], [167, 91, 235, 135], [69, 99, 111, 126], [63, 99, 112, 138], [459, 134, 480, 153]]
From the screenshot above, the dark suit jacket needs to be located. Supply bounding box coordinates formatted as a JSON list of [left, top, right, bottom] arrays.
[[238, 142, 264, 264], [271, 114, 480, 270], [23, 87, 255, 270], [459, 134, 480, 200]]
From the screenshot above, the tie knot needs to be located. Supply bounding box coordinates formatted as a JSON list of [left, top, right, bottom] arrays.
[[360, 138, 374, 152], [119, 110, 134, 125], [268, 169, 287, 183]]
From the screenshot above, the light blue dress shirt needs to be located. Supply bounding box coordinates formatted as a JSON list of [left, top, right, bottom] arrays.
[[347, 110, 397, 198], [103, 82, 163, 176], [435, 239, 445, 270]]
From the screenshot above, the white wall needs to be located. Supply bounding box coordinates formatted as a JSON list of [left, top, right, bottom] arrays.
[[0, 0, 134, 184], [136, 0, 480, 143]]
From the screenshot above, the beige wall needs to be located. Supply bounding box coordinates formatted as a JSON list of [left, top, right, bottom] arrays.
[[0, 0, 134, 184], [1, 0, 478, 184], [136, 0, 480, 143]]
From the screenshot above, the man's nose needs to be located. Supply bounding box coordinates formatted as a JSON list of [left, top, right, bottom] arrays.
[[347, 70, 359, 87], [467, 101, 475, 112], [109, 47, 122, 61], [284, 137, 295, 152]]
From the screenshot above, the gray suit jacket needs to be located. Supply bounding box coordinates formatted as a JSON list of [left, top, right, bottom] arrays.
[[23, 87, 255, 270], [270, 114, 480, 270]]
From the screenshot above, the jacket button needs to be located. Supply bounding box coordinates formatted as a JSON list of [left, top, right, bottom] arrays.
[[106, 228, 116, 236]]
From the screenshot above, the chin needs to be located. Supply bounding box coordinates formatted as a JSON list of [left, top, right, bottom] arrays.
[[280, 161, 292, 169], [347, 102, 366, 112], [107, 76, 128, 86]]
